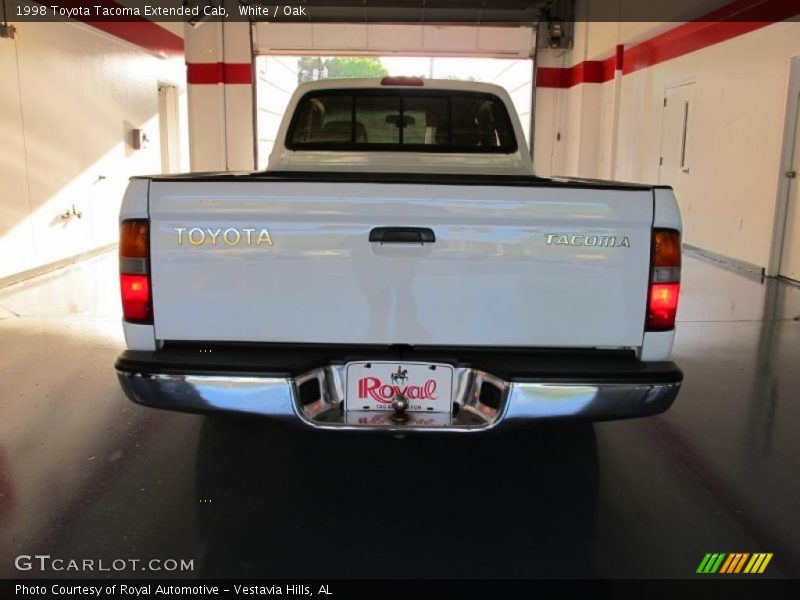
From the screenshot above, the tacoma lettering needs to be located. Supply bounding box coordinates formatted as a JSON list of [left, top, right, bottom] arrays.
[[545, 233, 631, 248]]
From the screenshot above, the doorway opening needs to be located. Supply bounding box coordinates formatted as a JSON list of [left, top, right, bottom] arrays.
[[770, 56, 800, 282], [658, 81, 695, 226], [253, 55, 533, 170]]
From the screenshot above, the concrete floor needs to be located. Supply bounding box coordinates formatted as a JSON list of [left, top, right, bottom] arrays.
[[0, 250, 798, 579]]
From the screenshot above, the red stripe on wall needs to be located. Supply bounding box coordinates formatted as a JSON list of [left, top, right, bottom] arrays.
[[601, 55, 616, 82], [570, 60, 605, 86], [536, 67, 567, 88], [187, 62, 253, 85], [615, 44, 625, 71], [537, 60, 611, 88], [537, 0, 800, 87], [187, 63, 223, 84], [86, 21, 184, 59], [222, 63, 254, 84], [37, 1, 184, 58], [620, 18, 788, 75]]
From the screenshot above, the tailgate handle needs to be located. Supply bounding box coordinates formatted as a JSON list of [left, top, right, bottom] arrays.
[[369, 227, 436, 244]]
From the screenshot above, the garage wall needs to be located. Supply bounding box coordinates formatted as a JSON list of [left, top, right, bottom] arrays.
[[535, 7, 800, 270], [531, 50, 564, 176], [615, 22, 800, 269], [0, 21, 188, 281], [533, 44, 608, 179], [184, 21, 255, 172]]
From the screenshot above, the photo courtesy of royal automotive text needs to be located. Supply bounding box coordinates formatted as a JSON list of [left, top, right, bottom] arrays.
[[1, 0, 799, 595]]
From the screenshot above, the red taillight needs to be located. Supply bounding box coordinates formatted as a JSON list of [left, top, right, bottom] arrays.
[[646, 229, 681, 331], [119, 220, 152, 324], [648, 283, 680, 330], [381, 76, 424, 86], [120, 274, 151, 322]]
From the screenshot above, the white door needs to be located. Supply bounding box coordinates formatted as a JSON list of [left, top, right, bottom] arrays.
[[158, 83, 180, 174], [779, 89, 800, 281], [659, 83, 694, 218]]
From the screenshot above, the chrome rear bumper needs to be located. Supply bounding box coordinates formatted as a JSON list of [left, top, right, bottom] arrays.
[[116, 358, 681, 432]]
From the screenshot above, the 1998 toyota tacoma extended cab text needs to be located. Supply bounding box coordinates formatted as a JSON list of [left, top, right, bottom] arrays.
[[114, 77, 683, 431]]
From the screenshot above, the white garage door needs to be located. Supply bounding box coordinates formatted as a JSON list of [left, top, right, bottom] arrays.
[[253, 23, 535, 58]]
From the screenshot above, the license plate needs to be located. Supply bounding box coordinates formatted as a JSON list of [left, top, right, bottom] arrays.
[[344, 361, 453, 413], [345, 411, 452, 427]]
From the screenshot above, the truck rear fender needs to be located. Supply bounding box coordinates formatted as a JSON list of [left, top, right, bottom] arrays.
[[120, 179, 156, 351], [640, 187, 683, 362]]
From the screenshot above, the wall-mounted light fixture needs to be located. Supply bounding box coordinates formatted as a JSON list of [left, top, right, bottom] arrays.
[[547, 21, 565, 49], [131, 129, 150, 150]]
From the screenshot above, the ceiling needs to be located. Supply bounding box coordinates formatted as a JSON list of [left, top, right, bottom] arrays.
[[248, 1, 557, 24]]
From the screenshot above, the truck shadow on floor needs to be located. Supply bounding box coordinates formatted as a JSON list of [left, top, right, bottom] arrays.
[[194, 417, 600, 578]]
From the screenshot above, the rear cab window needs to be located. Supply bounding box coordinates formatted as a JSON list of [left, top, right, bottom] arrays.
[[287, 89, 517, 153]]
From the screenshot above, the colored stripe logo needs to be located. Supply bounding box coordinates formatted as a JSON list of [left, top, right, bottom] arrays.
[[697, 553, 773, 574]]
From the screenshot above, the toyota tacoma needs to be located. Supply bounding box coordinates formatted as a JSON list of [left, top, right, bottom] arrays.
[[114, 77, 683, 431]]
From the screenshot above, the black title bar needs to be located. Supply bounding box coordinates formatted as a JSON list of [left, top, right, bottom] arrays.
[[4, 0, 800, 23]]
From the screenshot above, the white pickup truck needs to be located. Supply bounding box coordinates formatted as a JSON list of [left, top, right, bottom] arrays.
[[115, 77, 683, 431]]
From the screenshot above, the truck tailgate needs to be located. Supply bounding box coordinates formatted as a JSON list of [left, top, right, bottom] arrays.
[[148, 180, 653, 348]]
